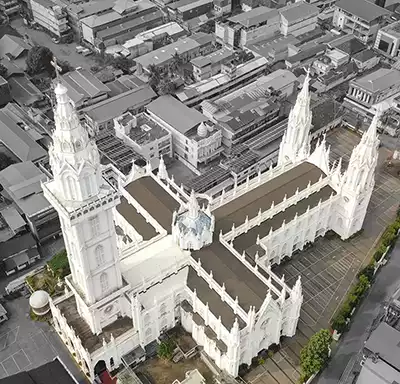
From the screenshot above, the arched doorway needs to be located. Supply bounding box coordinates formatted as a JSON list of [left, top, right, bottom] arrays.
[[94, 360, 107, 376]]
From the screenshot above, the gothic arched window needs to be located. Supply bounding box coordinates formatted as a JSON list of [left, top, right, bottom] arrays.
[[100, 272, 109, 293], [95, 245, 105, 267], [67, 176, 76, 200], [83, 174, 92, 198]]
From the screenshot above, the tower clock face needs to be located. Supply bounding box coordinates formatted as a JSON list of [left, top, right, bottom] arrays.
[[104, 305, 113, 314]]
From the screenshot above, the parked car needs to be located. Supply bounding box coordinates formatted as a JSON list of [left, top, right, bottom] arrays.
[[76, 45, 84, 53], [52, 38, 60, 44], [82, 48, 93, 56]]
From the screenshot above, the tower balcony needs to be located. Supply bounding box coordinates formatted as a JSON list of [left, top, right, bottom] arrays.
[[42, 179, 120, 226]]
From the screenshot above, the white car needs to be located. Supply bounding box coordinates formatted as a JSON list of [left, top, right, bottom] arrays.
[[76, 45, 84, 53], [82, 48, 93, 56]]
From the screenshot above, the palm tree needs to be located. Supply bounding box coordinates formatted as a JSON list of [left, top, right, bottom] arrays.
[[170, 52, 183, 77]]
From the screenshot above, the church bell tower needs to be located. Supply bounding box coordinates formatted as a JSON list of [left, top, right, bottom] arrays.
[[332, 111, 380, 239], [43, 81, 124, 333]]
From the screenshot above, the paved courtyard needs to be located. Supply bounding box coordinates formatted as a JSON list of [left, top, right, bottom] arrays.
[[244, 127, 400, 384], [0, 296, 87, 382]]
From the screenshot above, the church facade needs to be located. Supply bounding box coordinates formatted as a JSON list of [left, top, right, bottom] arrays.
[[42, 72, 379, 381]]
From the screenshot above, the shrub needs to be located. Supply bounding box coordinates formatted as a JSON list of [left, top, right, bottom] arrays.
[[47, 249, 69, 278], [300, 329, 332, 382], [157, 340, 174, 360], [331, 313, 347, 334]]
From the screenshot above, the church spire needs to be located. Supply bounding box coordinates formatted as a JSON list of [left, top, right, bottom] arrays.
[[278, 69, 312, 166], [49, 82, 101, 202], [344, 110, 380, 191], [188, 190, 199, 218]]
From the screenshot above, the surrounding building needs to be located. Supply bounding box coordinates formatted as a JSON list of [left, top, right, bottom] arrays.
[[82, 85, 157, 133], [80, 0, 164, 48], [173, 369, 206, 384], [176, 56, 268, 107], [191, 48, 235, 82], [135, 33, 214, 77], [0, 161, 61, 243], [0, 357, 79, 384], [114, 111, 173, 161], [166, 0, 214, 22], [0, 232, 40, 276], [29, 0, 70, 39], [357, 322, 400, 384], [146, 95, 223, 170], [374, 21, 400, 58], [122, 22, 186, 59], [0, 76, 11, 107], [0, 34, 30, 61], [0, 107, 47, 163], [58, 69, 111, 110], [345, 68, 400, 111], [200, 69, 297, 152], [42, 64, 378, 382], [333, 0, 390, 43], [215, 1, 319, 48]]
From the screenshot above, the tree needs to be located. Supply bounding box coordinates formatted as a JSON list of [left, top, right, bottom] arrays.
[[0, 153, 14, 171], [26, 46, 54, 75], [147, 64, 161, 90], [0, 63, 7, 78], [169, 52, 183, 76], [157, 340, 174, 360], [300, 329, 332, 382], [112, 56, 134, 73], [157, 77, 176, 95]]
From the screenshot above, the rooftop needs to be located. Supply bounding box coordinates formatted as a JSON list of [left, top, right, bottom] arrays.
[[191, 48, 234, 68], [186, 165, 231, 193], [96, 10, 163, 41], [364, 322, 400, 371], [379, 20, 400, 38], [352, 68, 400, 92], [2, 358, 79, 384], [175, 0, 213, 13], [334, 37, 365, 56], [352, 49, 377, 62], [82, 86, 156, 124], [335, 0, 390, 23], [96, 130, 141, 174], [0, 232, 36, 260], [356, 355, 400, 384], [0, 34, 30, 59], [227, 7, 279, 29], [8, 76, 43, 107], [0, 161, 52, 217], [176, 56, 268, 102], [0, 109, 47, 162], [135, 37, 201, 69], [286, 44, 326, 64], [146, 95, 209, 135], [124, 176, 180, 232], [81, 0, 155, 28], [280, 1, 319, 24], [247, 34, 300, 59], [133, 21, 184, 41], [59, 69, 111, 105], [58, 295, 133, 353], [125, 112, 169, 145], [116, 196, 157, 241]]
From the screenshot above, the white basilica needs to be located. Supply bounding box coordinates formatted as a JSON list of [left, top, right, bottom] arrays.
[[42, 71, 379, 381]]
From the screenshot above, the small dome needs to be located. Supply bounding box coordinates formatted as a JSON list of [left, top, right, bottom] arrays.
[[197, 122, 208, 138], [29, 290, 50, 309]]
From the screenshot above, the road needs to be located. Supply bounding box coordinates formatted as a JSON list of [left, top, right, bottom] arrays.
[[317, 239, 400, 384]]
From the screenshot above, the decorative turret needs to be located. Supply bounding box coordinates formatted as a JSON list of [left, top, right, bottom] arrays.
[[157, 156, 168, 180], [172, 190, 215, 250], [49, 82, 101, 202], [278, 70, 312, 166]]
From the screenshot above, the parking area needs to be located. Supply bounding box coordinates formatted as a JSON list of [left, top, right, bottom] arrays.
[[10, 19, 98, 71], [0, 296, 86, 382], [245, 127, 400, 384]]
